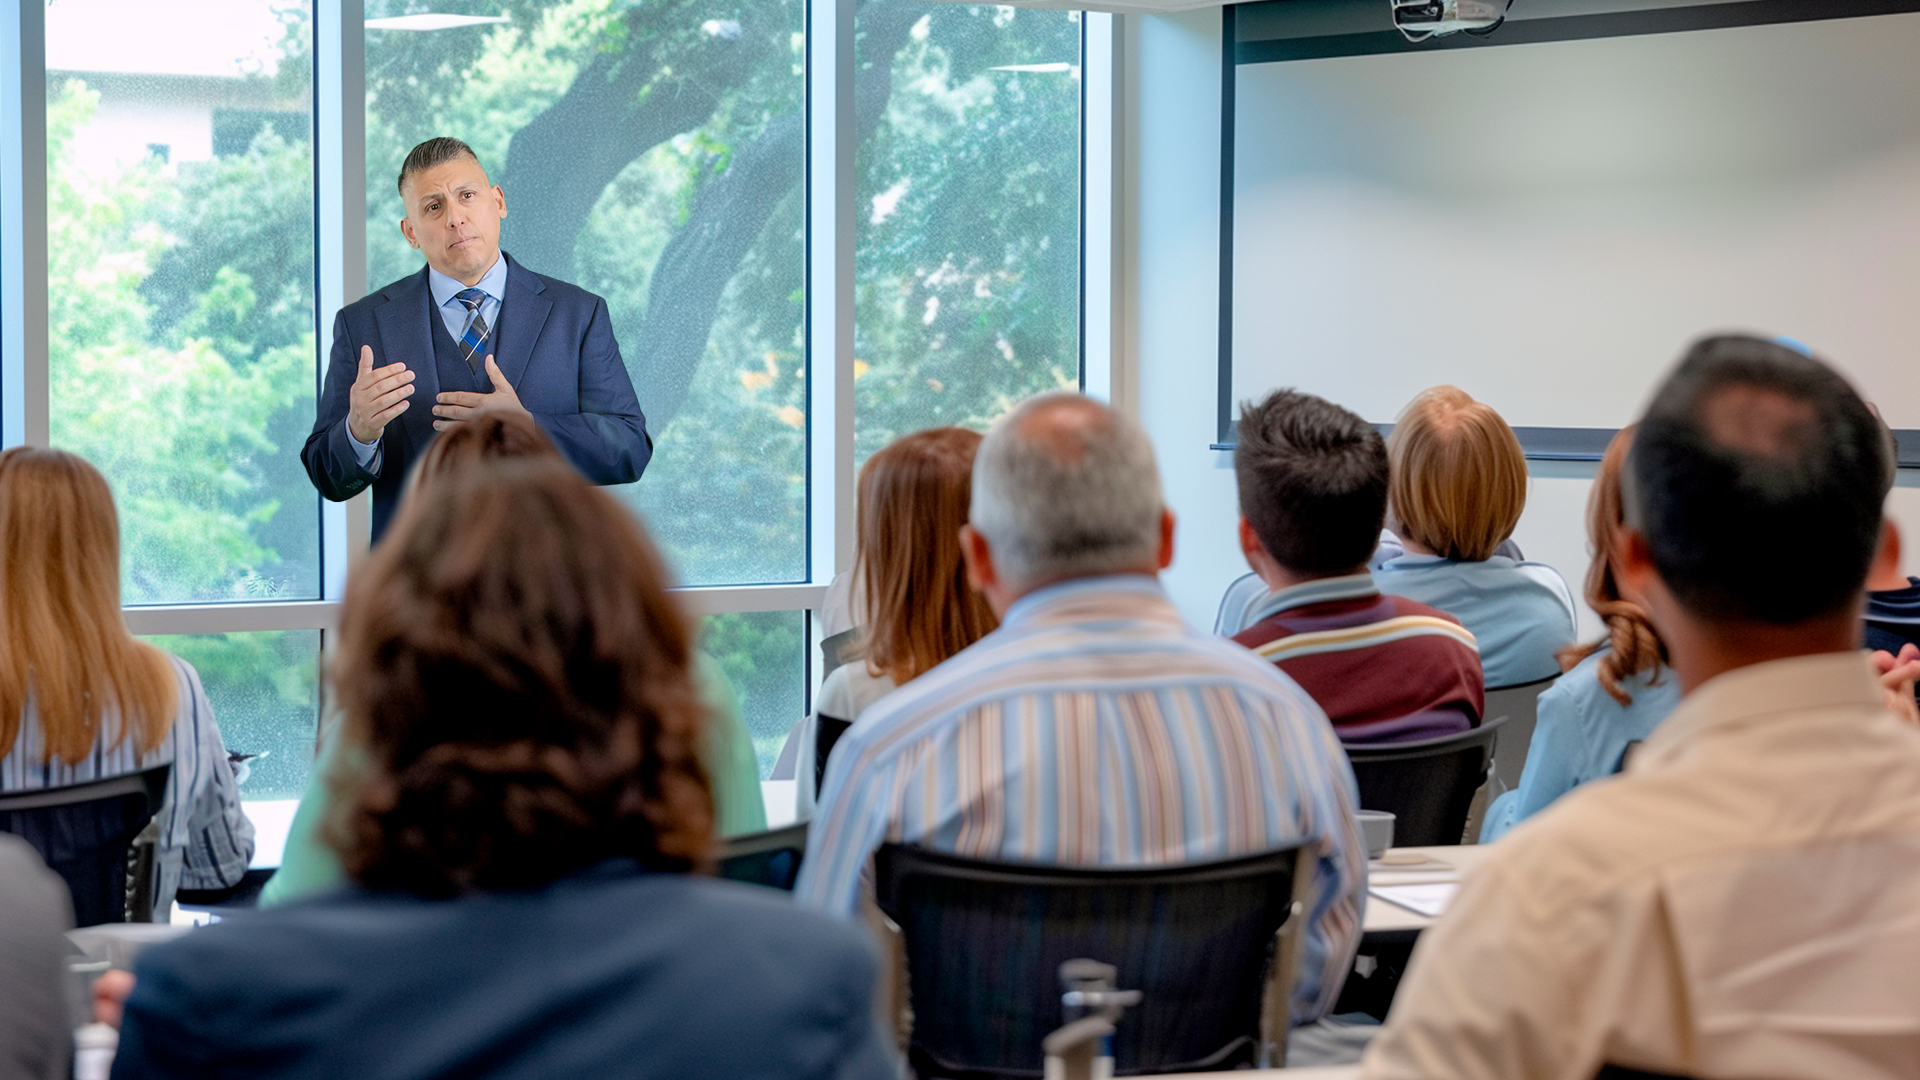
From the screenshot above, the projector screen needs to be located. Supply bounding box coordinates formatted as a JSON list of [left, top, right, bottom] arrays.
[[1226, 6, 1920, 452]]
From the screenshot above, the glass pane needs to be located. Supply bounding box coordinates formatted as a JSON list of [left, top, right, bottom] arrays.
[[142, 630, 322, 803], [700, 611, 807, 780], [364, 0, 807, 586], [46, 1, 320, 604], [855, 3, 1082, 465]]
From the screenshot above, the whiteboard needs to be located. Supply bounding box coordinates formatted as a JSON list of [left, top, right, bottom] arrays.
[[1229, 11, 1920, 434]]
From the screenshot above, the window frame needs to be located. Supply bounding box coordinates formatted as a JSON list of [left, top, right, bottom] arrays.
[[1, 0, 1115, 722]]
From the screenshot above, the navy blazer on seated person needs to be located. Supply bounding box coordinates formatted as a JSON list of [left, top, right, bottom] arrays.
[[301, 256, 652, 543], [109, 862, 900, 1080]]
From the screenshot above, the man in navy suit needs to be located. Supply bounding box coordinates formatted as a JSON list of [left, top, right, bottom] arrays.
[[302, 137, 650, 542]]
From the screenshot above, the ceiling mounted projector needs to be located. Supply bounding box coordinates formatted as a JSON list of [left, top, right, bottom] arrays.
[[1392, 0, 1512, 41]]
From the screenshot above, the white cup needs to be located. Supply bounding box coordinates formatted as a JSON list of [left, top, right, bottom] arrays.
[[1356, 810, 1395, 860]]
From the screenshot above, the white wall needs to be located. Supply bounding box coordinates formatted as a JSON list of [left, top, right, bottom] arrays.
[[1121, 9, 1920, 645]]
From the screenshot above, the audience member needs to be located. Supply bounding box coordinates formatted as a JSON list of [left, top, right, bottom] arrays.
[[1374, 386, 1577, 686], [261, 410, 762, 907], [1865, 416, 1920, 661], [1479, 426, 1680, 841], [796, 391, 1365, 1025], [1230, 389, 1483, 743], [110, 459, 896, 1080], [0, 835, 71, 1080], [1362, 335, 1920, 1080], [0, 448, 253, 922], [794, 427, 997, 816]]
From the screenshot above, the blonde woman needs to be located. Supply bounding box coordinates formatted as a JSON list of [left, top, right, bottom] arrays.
[[794, 428, 998, 816], [1480, 427, 1680, 840], [1375, 386, 1577, 686], [0, 449, 252, 922]]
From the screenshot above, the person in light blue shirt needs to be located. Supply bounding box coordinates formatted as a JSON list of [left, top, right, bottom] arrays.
[[1375, 386, 1576, 687], [1481, 426, 1680, 840]]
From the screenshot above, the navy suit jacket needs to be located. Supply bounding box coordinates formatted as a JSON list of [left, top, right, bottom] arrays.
[[110, 864, 901, 1080], [302, 256, 652, 542]]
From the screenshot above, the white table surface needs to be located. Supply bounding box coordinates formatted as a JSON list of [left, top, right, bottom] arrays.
[[1362, 844, 1492, 934]]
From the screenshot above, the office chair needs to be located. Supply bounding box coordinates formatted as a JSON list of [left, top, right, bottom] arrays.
[[1345, 716, 1506, 847], [0, 764, 170, 926]]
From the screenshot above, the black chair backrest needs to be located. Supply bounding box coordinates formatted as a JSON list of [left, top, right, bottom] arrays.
[[715, 821, 808, 891], [0, 765, 170, 926], [814, 716, 852, 792], [874, 843, 1309, 1079], [1344, 715, 1506, 847], [1482, 675, 1557, 794]]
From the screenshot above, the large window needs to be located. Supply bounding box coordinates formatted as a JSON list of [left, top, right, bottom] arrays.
[[45, 0, 318, 604], [6, 1, 1099, 803], [855, 3, 1082, 465], [364, 0, 807, 588]]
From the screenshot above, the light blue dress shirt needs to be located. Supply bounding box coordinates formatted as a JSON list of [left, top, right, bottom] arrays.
[[346, 254, 509, 475], [1373, 552, 1577, 688], [1479, 646, 1682, 841]]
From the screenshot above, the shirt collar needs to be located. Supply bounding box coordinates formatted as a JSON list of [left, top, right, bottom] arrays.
[[1633, 650, 1887, 771], [428, 251, 508, 310], [1245, 571, 1380, 622], [1001, 574, 1173, 628]]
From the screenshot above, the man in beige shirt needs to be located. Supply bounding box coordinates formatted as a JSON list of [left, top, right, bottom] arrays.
[[1362, 335, 1920, 1080]]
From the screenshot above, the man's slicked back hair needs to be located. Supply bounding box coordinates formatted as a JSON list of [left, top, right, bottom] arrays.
[[1628, 334, 1891, 624], [397, 136, 482, 197], [1235, 389, 1388, 577]]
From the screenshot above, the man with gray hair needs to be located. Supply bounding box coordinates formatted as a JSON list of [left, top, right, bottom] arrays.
[[796, 392, 1367, 1030]]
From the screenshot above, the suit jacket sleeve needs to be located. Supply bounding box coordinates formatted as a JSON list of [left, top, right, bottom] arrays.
[[301, 309, 382, 502], [529, 296, 652, 486]]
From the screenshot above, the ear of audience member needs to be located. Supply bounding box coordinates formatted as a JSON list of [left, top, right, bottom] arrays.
[[1229, 389, 1483, 744], [1361, 335, 1920, 1080], [1373, 386, 1576, 687], [0, 447, 253, 923], [794, 427, 997, 817], [796, 391, 1367, 1029], [261, 415, 764, 909], [1479, 425, 1681, 841], [110, 459, 898, 1080]]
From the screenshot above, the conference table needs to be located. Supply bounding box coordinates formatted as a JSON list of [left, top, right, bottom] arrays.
[[1360, 843, 1492, 943]]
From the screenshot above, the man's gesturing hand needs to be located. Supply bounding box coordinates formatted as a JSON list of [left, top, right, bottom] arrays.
[[348, 345, 416, 444], [434, 355, 529, 431]]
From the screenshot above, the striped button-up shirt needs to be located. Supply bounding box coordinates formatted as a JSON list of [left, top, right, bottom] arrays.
[[795, 575, 1367, 1023], [2, 654, 254, 918]]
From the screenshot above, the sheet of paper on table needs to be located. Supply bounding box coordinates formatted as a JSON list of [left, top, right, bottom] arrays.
[[1368, 882, 1459, 918]]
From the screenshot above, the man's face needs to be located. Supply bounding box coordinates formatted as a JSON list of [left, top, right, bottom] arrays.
[[399, 155, 506, 286]]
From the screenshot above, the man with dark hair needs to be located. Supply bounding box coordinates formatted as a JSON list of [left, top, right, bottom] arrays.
[[1361, 335, 1920, 1080], [1231, 389, 1483, 743], [302, 136, 651, 542]]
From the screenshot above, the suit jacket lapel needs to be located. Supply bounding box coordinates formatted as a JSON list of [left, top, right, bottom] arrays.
[[374, 267, 440, 457], [495, 254, 550, 392]]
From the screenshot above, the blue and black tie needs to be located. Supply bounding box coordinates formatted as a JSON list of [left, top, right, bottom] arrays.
[[454, 287, 491, 376]]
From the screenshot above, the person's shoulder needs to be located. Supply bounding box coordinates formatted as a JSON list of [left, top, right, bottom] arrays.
[[343, 268, 429, 316], [818, 662, 896, 719], [1380, 593, 1471, 631], [505, 258, 603, 308]]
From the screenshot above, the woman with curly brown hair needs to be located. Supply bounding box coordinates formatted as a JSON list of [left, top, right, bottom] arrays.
[[109, 459, 897, 1080], [1479, 426, 1681, 841], [261, 410, 764, 907]]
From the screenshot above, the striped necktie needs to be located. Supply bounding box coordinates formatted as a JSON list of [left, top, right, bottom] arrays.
[[453, 287, 491, 376]]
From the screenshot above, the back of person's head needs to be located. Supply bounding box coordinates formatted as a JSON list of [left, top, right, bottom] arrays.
[[407, 408, 559, 498], [1388, 386, 1528, 563], [970, 392, 1164, 588], [855, 427, 998, 684], [1235, 389, 1388, 577], [1628, 334, 1890, 625], [1561, 426, 1666, 703], [0, 448, 173, 764], [330, 458, 712, 896]]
